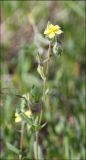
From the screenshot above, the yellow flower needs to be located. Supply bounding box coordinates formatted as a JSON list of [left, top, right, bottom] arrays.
[[24, 110, 32, 117], [44, 22, 63, 39], [15, 113, 22, 123], [15, 110, 32, 123]]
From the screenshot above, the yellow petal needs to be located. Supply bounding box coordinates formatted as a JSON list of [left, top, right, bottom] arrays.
[[48, 32, 55, 39], [44, 24, 54, 34], [51, 26, 61, 33], [15, 116, 21, 123], [56, 29, 63, 35], [47, 24, 54, 29], [44, 22, 63, 38], [15, 112, 19, 117], [44, 28, 51, 34], [54, 25, 61, 29], [25, 110, 32, 117]]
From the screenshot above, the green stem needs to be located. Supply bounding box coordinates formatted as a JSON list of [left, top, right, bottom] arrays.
[[19, 122, 24, 160], [34, 69, 46, 160], [46, 42, 51, 78], [34, 43, 51, 160], [35, 131, 39, 160], [40, 43, 51, 125], [39, 105, 43, 125]]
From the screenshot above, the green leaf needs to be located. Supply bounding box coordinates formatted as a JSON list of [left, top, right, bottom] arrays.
[[64, 136, 70, 159], [38, 144, 43, 160], [30, 86, 42, 103], [45, 88, 49, 95], [36, 53, 41, 63], [37, 64, 46, 81], [53, 42, 63, 55], [6, 142, 20, 155], [22, 73, 41, 87], [34, 116, 39, 125], [21, 93, 30, 109], [34, 142, 43, 160], [41, 122, 47, 129]]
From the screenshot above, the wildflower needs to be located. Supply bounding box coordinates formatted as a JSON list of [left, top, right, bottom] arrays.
[[15, 113, 22, 123], [15, 110, 32, 123], [44, 22, 63, 39]]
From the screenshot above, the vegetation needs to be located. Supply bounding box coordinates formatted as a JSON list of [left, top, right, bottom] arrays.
[[0, 1, 85, 160]]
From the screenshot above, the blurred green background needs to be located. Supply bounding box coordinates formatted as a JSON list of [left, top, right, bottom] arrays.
[[0, 1, 85, 160]]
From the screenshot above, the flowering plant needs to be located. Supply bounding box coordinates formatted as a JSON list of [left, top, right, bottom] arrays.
[[15, 21, 63, 160], [44, 22, 63, 39]]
